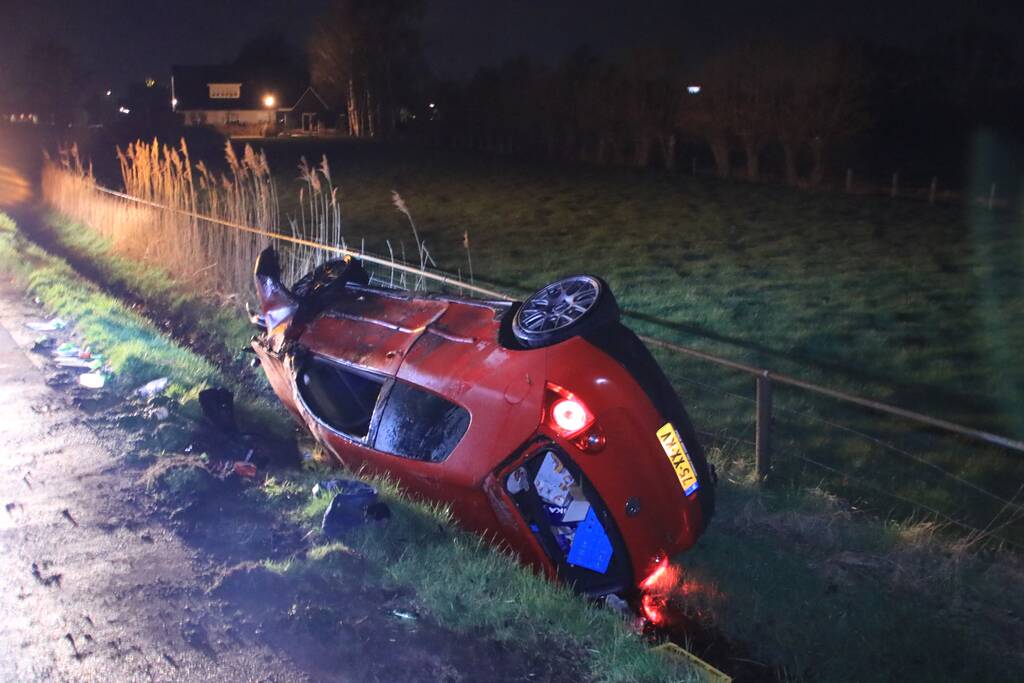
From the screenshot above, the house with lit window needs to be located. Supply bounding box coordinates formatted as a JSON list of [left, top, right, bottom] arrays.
[[170, 65, 334, 136]]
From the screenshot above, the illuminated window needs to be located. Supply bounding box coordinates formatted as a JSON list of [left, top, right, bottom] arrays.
[[208, 83, 241, 99]]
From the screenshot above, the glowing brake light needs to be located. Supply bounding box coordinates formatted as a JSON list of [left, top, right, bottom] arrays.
[[551, 398, 587, 433], [545, 383, 595, 438]]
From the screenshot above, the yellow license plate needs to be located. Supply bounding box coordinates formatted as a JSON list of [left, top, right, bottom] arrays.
[[656, 422, 700, 496]]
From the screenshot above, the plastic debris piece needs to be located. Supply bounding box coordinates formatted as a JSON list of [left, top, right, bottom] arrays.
[[391, 609, 418, 621], [551, 525, 575, 554], [78, 372, 106, 389], [54, 343, 81, 357], [604, 594, 630, 615], [505, 467, 529, 495], [136, 377, 170, 398], [321, 480, 379, 537], [567, 508, 613, 574], [533, 451, 574, 507], [562, 500, 591, 524], [233, 462, 258, 478], [31, 336, 55, 352], [26, 318, 66, 332], [53, 357, 94, 369], [312, 480, 342, 497]]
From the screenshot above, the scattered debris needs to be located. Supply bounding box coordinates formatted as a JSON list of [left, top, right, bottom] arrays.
[[54, 342, 82, 357], [391, 609, 419, 621], [31, 335, 55, 352], [25, 317, 66, 331], [78, 372, 106, 389], [322, 480, 380, 537], [604, 594, 631, 615], [54, 357, 94, 369], [135, 377, 170, 399], [311, 480, 342, 497], [233, 462, 258, 479]]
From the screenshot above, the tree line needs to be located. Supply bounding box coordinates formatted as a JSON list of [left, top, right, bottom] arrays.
[[303, 1, 1022, 188]]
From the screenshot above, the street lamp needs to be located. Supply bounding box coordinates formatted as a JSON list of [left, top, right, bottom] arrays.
[[263, 94, 275, 108]]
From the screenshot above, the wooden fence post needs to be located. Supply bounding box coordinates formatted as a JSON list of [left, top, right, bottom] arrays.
[[845, 168, 853, 193], [756, 371, 772, 481], [891, 172, 899, 199], [929, 177, 937, 205]]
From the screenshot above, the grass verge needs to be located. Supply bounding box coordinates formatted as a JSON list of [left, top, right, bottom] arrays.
[[26, 203, 1024, 682], [1, 208, 698, 682]]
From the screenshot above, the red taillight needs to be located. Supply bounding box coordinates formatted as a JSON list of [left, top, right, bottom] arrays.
[[545, 383, 595, 438]]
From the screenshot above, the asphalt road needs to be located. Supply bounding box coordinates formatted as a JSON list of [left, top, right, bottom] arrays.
[[0, 284, 316, 682]]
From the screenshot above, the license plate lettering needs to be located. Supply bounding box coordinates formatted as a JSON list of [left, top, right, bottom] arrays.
[[657, 422, 699, 496]]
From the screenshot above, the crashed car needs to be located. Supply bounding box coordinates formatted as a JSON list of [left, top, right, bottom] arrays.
[[251, 247, 715, 599]]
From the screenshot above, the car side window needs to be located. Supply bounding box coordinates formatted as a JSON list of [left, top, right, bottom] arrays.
[[298, 355, 384, 439], [373, 382, 470, 463]]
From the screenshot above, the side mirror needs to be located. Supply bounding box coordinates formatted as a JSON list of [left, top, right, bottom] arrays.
[[253, 247, 297, 333]]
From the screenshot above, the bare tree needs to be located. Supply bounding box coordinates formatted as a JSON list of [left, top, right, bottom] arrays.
[[308, 0, 425, 137]]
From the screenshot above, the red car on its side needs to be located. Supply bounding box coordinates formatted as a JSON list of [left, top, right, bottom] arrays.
[[252, 248, 715, 600]]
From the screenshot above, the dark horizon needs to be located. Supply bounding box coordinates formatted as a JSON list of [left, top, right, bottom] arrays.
[[3, 0, 1024, 95]]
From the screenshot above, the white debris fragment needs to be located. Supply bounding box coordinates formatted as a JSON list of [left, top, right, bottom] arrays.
[[78, 372, 106, 389], [135, 377, 170, 398], [25, 318, 67, 332]]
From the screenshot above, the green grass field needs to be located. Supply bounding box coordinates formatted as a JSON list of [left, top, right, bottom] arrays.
[[250, 138, 1024, 546]]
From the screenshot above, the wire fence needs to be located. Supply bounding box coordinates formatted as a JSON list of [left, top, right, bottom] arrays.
[[66, 180, 1024, 550]]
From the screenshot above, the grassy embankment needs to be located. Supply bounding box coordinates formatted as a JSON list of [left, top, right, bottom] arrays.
[[247, 138, 1024, 547], [0, 209, 696, 682], [28, 147, 1024, 681]]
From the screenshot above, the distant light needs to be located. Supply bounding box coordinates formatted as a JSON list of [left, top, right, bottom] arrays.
[[428, 102, 435, 108], [171, 97, 178, 109], [687, 85, 701, 95], [105, 90, 112, 97], [263, 94, 276, 108], [145, 78, 156, 88], [118, 106, 130, 115]]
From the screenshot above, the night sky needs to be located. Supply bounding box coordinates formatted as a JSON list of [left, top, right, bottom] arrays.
[[2, 0, 1023, 94]]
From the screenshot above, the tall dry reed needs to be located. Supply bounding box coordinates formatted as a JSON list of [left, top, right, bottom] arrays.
[[42, 139, 475, 303]]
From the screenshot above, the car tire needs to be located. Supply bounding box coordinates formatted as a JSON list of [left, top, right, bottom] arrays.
[[512, 275, 619, 348]]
